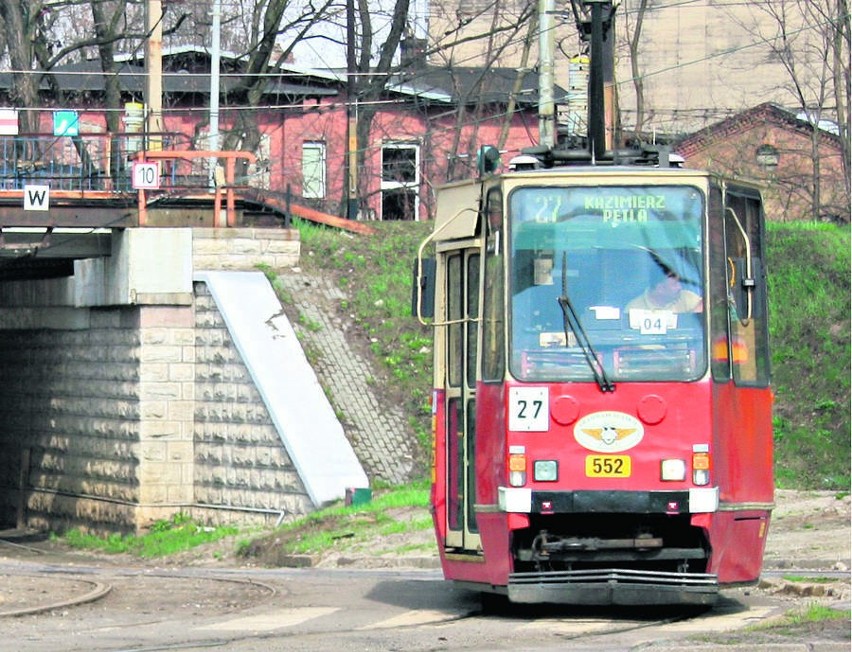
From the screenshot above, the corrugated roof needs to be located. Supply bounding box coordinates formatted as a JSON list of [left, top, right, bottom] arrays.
[[0, 52, 565, 106], [0, 59, 338, 99], [387, 66, 563, 105]]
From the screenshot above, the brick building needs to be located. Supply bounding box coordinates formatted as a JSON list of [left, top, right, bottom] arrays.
[[675, 103, 849, 223], [0, 52, 564, 222]]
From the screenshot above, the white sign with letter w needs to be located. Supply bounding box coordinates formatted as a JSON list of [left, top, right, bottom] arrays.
[[24, 185, 50, 211]]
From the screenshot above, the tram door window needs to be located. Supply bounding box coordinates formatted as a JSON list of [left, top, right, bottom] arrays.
[[444, 248, 481, 548], [709, 185, 731, 381], [716, 187, 770, 386], [482, 188, 505, 382]]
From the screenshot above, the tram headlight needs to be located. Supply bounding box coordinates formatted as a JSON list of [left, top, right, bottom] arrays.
[[534, 460, 558, 482], [692, 450, 711, 486], [693, 469, 710, 486], [508, 453, 527, 487], [660, 458, 687, 481]]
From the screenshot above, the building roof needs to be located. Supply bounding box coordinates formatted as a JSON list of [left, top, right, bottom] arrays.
[[0, 49, 563, 108], [388, 66, 565, 106], [676, 102, 843, 158], [0, 58, 339, 100]]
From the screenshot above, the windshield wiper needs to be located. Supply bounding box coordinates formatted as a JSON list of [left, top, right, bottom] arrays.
[[556, 254, 615, 393]]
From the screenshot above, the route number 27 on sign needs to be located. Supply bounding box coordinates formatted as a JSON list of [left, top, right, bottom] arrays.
[[132, 162, 161, 189], [508, 387, 549, 432]]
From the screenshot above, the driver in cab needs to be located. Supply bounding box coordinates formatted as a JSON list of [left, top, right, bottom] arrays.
[[626, 267, 703, 313]]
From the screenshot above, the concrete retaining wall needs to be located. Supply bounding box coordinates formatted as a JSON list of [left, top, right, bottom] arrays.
[[0, 227, 317, 533]]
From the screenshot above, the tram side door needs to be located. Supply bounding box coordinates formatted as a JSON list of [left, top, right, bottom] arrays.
[[442, 247, 481, 551]]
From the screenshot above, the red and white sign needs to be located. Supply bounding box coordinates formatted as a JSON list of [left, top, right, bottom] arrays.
[[132, 161, 161, 189], [0, 108, 19, 135]]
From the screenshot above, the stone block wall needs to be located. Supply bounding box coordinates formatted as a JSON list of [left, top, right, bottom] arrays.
[[135, 305, 197, 527], [192, 282, 312, 526], [0, 308, 141, 533], [193, 228, 299, 270]]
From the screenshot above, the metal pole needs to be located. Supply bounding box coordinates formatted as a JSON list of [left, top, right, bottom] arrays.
[[538, 0, 556, 148], [145, 0, 163, 150], [208, 0, 222, 189], [587, 0, 607, 159], [346, 0, 358, 220]]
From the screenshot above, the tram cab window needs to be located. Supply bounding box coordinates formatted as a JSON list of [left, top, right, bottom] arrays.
[[508, 185, 707, 383]]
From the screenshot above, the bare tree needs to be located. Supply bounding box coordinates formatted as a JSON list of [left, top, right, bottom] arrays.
[[734, 0, 850, 220], [437, 0, 535, 181], [0, 1, 45, 134], [497, 12, 537, 151], [345, 0, 412, 216], [621, 0, 649, 143]]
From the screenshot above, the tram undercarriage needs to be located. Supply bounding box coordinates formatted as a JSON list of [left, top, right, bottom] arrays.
[[507, 514, 718, 605]]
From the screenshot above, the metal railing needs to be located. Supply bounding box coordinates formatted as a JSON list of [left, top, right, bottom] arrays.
[[0, 132, 195, 193]]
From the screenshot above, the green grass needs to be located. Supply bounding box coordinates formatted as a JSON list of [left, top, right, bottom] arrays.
[[281, 483, 429, 529], [780, 575, 837, 584], [767, 223, 850, 489], [294, 218, 435, 451], [749, 602, 851, 633], [697, 602, 852, 645], [238, 483, 432, 557], [297, 219, 850, 491], [59, 513, 239, 558], [61, 221, 847, 559]]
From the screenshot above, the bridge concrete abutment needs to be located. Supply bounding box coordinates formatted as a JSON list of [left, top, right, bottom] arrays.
[[0, 227, 368, 534]]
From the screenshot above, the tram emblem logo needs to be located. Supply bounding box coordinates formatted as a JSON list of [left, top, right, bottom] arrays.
[[574, 411, 644, 453]]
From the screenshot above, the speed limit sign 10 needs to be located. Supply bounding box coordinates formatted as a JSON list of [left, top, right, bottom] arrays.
[[132, 161, 161, 189]]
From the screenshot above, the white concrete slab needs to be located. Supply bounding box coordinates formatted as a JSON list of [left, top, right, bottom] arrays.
[[195, 270, 368, 507]]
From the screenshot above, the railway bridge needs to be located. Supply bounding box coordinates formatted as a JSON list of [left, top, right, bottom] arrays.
[[0, 141, 370, 535]]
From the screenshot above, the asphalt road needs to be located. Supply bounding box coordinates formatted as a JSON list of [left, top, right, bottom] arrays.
[[1, 490, 849, 651], [0, 555, 849, 652]]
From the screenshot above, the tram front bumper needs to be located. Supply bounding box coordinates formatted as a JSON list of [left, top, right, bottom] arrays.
[[507, 568, 719, 606]]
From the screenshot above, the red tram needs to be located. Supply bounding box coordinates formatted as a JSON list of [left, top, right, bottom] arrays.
[[415, 158, 774, 605]]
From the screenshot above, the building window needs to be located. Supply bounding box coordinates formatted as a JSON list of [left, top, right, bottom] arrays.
[[755, 144, 779, 169], [381, 142, 420, 220], [302, 142, 326, 199]]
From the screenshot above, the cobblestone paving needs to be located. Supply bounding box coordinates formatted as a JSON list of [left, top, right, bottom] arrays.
[[277, 268, 416, 486]]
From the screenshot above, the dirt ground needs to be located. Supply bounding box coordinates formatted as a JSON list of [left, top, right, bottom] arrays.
[[161, 489, 852, 580], [26, 489, 852, 591], [763, 489, 851, 571]]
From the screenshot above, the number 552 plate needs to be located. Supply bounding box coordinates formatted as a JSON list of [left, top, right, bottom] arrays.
[[585, 455, 632, 477]]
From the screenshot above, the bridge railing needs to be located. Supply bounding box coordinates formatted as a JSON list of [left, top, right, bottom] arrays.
[[0, 132, 200, 193]]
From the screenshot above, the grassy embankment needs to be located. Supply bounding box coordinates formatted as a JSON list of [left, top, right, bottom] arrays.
[[766, 223, 850, 489]]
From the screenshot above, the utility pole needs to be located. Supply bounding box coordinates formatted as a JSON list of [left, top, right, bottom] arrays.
[[586, 0, 607, 159], [538, 0, 556, 148], [208, 0, 222, 189], [346, 0, 358, 220], [145, 0, 164, 150]]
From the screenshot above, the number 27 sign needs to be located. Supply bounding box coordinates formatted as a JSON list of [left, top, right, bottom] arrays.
[[132, 161, 161, 189]]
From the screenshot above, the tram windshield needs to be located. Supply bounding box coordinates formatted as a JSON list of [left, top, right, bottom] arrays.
[[508, 185, 706, 383]]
